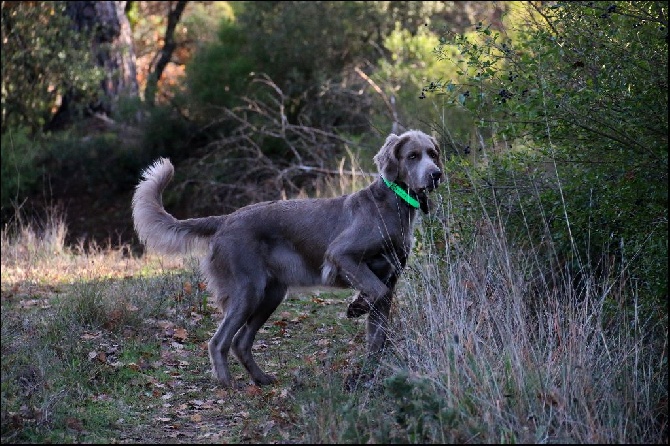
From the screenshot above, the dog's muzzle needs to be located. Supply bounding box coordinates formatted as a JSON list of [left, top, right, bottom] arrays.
[[426, 170, 442, 191]]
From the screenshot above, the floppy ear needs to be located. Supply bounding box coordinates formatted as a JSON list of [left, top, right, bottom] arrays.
[[374, 133, 401, 181], [429, 135, 439, 151], [429, 135, 443, 168]]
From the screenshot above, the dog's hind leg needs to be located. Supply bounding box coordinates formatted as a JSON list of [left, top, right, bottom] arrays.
[[208, 278, 265, 387], [232, 278, 287, 385]]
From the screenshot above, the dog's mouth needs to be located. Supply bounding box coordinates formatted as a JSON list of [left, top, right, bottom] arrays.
[[421, 172, 442, 193], [419, 180, 441, 194]]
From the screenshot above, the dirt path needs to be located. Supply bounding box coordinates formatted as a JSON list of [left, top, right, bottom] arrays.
[[113, 292, 365, 443]]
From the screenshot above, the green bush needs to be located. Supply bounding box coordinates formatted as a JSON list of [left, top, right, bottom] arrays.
[[1, 1, 103, 133], [185, 18, 255, 113], [426, 1, 668, 313]]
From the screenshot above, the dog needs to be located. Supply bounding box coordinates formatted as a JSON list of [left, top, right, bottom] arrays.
[[132, 129, 442, 388]]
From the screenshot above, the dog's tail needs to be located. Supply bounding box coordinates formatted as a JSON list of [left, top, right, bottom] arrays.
[[132, 158, 222, 254]]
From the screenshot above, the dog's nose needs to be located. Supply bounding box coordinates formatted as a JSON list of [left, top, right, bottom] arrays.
[[430, 171, 442, 182]]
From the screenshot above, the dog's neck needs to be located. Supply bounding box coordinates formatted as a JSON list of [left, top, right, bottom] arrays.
[[373, 177, 429, 215]]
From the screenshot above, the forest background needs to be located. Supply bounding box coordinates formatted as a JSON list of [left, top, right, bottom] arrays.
[[1, 1, 667, 443]]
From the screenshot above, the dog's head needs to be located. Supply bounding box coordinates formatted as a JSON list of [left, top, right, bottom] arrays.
[[374, 130, 443, 194]]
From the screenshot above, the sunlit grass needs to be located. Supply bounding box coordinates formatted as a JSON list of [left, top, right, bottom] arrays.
[[1, 210, 190, 291]]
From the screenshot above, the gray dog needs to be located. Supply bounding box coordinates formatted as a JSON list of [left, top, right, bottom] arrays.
[[132, 129, 442, 387]]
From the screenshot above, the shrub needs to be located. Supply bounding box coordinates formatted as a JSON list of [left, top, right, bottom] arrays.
[[425, 1, 668, 314], [1, 1, 103, 133]]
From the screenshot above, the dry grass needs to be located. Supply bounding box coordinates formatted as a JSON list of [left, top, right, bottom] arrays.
[[1, 208, 186, 292], [392, 212, 667, 443]]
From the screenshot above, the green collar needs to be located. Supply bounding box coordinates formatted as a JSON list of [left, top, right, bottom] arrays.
[[381, 176, 420, 209]]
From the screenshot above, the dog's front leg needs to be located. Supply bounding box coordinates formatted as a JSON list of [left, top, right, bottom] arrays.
[[366, 291, 393, 353], [346, 291, 371, 318], [347, 264, 399, 319], [324, 253, 389, 303]]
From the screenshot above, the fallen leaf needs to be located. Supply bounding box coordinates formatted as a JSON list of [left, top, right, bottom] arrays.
[[183, 282, 192, 295], [173, 327, 188, 342], [65, 417, 84, 431], [127, 362, 141, 371], [156, 320, 175, 329], [190, 413, 202, 422], [262, 420, 275, 437], [81, 332, 100, 340], [245, 385, 262, 397]]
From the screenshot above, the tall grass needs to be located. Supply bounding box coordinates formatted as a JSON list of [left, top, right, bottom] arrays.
[[1, 206, 68, 266], [300, 164, 668, 444], [396, 213, 665, 442]]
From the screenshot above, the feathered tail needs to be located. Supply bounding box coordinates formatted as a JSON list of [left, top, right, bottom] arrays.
[[132, 158, 222, 254]]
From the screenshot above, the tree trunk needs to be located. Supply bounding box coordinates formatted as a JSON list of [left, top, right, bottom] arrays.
[[144, 1, 188, 107], [46, 1, 138, 131]]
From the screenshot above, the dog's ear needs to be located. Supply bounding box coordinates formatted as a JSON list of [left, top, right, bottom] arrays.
[[429, 135, 443, 168], [374, 133, 401, 181], [429, 135, 440, 153]]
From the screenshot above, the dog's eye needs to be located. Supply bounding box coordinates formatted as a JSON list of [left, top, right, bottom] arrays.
[[408, 153, 418, 160]]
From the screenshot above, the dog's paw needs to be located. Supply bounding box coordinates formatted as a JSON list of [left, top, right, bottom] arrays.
[[253, 373, 278, 386], [346, 295, 371, 318]]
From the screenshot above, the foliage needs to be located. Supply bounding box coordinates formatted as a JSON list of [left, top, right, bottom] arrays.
[[238, 1, 378, 100], [1, 1, 103, 134], [184, 1, 383, 133], [40, 130, 142, 193], [1, 121, 158, 223], [129, 1, 235, 105], [426, 1, 668, 310], [373, 22, 475, 150], [184, 17, 255, 112], [185, 2, 483, 130], [298, 193, 667, 443], [173, 77, 367, 216]]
